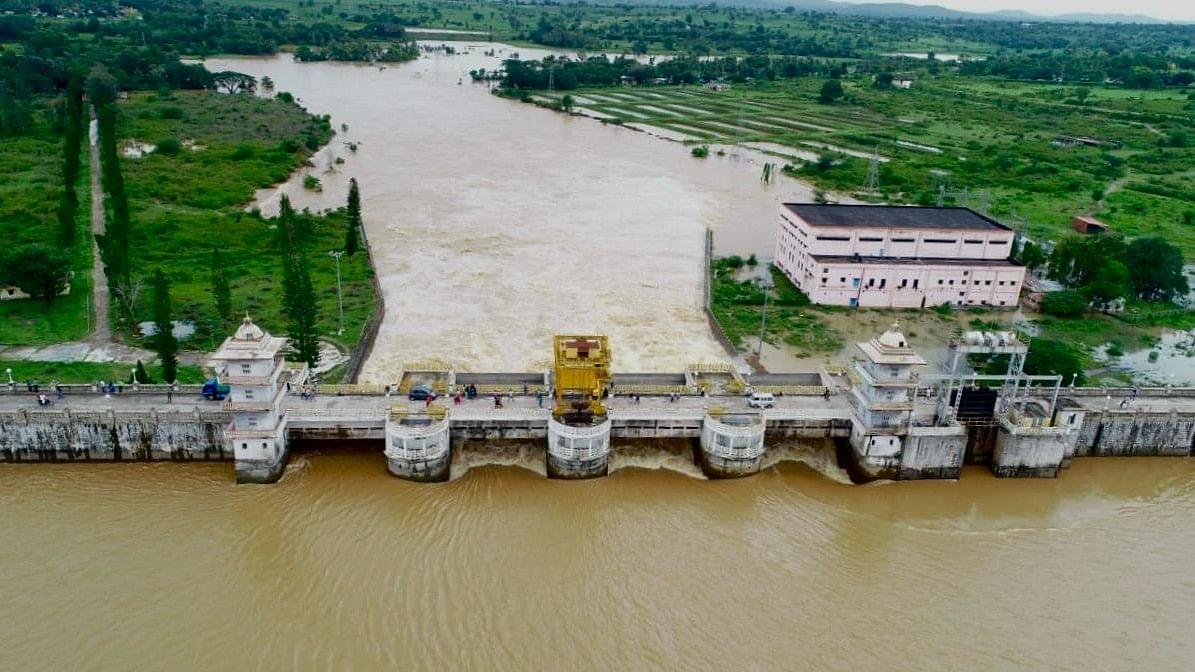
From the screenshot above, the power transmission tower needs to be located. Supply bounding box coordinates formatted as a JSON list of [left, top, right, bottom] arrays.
[[861, 147, 880, 194], [547, 65, 555, 93]]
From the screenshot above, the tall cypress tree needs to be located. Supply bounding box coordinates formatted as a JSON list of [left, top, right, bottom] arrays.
[[95, 102, 132, 319], [278, 196, 320, 368], [344, 177, 361, 257], [152, 269, 178, 383], [210, 248, 232, 325], [58, 75, 84, 247]]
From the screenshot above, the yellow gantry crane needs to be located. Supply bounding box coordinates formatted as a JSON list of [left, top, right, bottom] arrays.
[[552, 335, 611, 420]]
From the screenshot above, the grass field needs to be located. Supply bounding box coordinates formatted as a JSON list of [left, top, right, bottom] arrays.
[[0, 359, 205, 385], [0, 107, 93, 346], [536, 76, 1195, 255], [111, 90, 377, 353]]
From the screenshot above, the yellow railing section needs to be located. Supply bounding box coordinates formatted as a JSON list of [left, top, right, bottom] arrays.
[[823, 365, 849, 375], [469, 383, 548, 395], [613, 384, 690, 395], [389, 403, 447, 419], [751, 385, 830, 396], [318, 383, 387, 395]]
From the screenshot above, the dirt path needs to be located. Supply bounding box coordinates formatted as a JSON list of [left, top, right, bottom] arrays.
[[88, 111, 110, 345]]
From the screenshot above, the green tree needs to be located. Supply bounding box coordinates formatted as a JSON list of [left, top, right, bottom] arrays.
[[561, 94, 574, 112], [345, 177, 362, 257], [1047, 233, 1126, 288], [818, 79, 844, 104], [1086, 259, 1130, 305], [1039, 289, 1089, 317], [1124, 236, 1188, 301], [132, 360, 153, 384], [210, 248, 232, 324], [0, 244, 73, 304], [1024, 338, 1085, 385], [873, 72, 894, 89], [95, 102, 133, 319], [85, 64, 118, 108], [152, 269, 178, 383], [279, 197, 320, 368], [1015, 240, 1047, 271]]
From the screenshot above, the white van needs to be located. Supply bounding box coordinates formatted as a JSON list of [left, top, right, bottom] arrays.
[[747, 391, 775, 409]]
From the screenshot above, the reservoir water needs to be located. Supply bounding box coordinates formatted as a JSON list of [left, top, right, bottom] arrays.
[[5, 48, 1195, 672]]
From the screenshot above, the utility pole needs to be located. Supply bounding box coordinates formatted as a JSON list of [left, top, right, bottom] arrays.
[[861, 147, 880, 194], [328, 250, 345, 336], [756, 279, 773, 359]]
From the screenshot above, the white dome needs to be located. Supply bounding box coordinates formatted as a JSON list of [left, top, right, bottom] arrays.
[[233, 315, 265, 341], [876, 323, 907, 349]]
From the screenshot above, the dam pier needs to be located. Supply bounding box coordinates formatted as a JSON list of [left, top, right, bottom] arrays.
[[3, 317, 1195, 483]]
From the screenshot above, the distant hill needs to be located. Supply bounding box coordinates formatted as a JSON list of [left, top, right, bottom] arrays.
[[721, 0, 1172, 23]]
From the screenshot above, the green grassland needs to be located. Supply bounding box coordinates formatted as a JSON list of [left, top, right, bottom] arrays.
[[0, 104, 92, 345], [112, 90, 375, 352], [0, 359, 205, 385], [536, 75, 1195, 255]]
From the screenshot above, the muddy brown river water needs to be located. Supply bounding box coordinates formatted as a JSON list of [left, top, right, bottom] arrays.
[[4, 48, 1195, 672]]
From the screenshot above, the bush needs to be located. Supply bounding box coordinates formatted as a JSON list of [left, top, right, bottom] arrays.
[[158, 106, 184, 120], [723, 255, 744, 269], [691, 145, 709, 158], [155, 138, 181, 155], [230, 144, 256, 161], [1039, 289, 1089, 317]]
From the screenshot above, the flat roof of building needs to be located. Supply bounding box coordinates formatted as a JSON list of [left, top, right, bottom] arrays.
[[782, 204, 1011, 232], [812, 254, 1021, 267]]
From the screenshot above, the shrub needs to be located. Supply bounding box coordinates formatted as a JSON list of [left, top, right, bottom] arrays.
[[723, 255, 744, 269], [303, 174, 322, 191], [1039, 289, 1089, 317], [155, 138, 181, 155], [158, 106, 184, 120], [691, 145, 709, 158]]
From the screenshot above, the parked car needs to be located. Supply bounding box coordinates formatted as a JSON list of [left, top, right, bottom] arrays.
[[747, 391, 775, 409], [408, 384, 437, 401]]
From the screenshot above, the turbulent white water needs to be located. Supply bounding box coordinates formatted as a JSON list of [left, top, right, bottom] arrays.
[[205, 47, 825, 378]]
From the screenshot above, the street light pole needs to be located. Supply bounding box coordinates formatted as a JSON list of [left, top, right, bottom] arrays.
[[329, 250, 345, 336], [756, 280, 772, 359]]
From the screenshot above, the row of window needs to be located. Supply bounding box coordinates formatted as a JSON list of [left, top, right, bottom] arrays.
[[812, 235, 1010, 245], [822, 276, 1018, 288]]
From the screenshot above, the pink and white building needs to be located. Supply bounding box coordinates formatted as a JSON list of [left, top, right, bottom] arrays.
[[774, 204, 1025, 309]]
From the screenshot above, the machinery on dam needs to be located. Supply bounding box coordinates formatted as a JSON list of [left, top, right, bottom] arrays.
[[6, 316, 1195, 484], [547, 335, 612, 479]]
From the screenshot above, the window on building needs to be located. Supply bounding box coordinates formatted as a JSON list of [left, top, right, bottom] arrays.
[[892, 238, 915, 243], [938, 279, 944, 285], [925, 238, 957, 244], [868, 278, 875, 288], [852, 278, 860, 288], [821, 278, 827, 284], [241, 443, 247, 450], [822, 268, 829, 274], [849, 298, 858, 307], [859, 237, 883, 242], [244, 389, 254, 399], [985, 280, 992, 286], [816, 236, 850, 241], [900, 279, 908, 288], [879, 278, 887, 289], [964, 239, 983, 244], [948, 279, 954, 285], [961, 280, 967, 285], [959, 292, 966, 297], [913, 279, 919, 289], [241, 364, 251, 374]]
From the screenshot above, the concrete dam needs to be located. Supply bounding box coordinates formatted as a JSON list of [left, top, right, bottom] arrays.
[[3, 317, 1194, 484]]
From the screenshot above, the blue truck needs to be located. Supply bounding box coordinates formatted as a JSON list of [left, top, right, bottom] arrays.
[[201, 378, 231, 400]]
